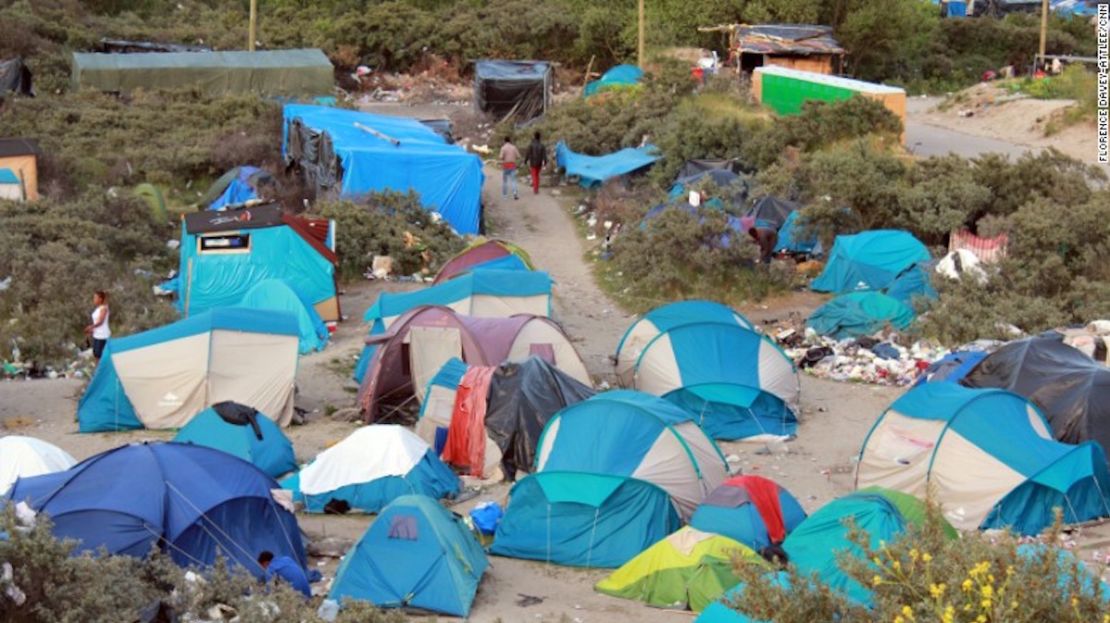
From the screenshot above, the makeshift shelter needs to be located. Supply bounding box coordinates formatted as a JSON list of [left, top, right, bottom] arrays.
[[77, 308, 300, 432], [98, 38, 211, 53], [474, 60, 552, 121], [200, 165, 276, 211], [807, 291, 916, 339], [677, 159, 744, 179], [173, 401, 296, 479], [624, 318, 800, 440], [330, 494, 488, 617], [689, 475, 807, 552], [491, 391, 728, 568], [176, 204, 339, 322], [810, 230, 931, 294], [237, 279, 329, 354], [584, 64, 643, 96], [6, 442, 306, 576], [418, 356, 596, 478], [433, 238, 534, 284], [283, 105, 483, 234], [743, 196, 798, 231], [774, 210, 819, 255], [358, 306, 589, 422], [0, 138, 38, 201], [0, 57, 32, 97], [0, 436, 75, 495], [963, 335, 1110, 459], [555, 141, 659, 188], [595, 526, 766, 612], [728, 24, 844, 74], [670, 168, 749, 206], [697, 488, 956, 621], [281, 425, 458, 514], [936, 248, 987, 283], [857, 383, 1110, 534], [915, 350, 989, 385], [0, 168, 23, 201], [71, 49, 333, 96]]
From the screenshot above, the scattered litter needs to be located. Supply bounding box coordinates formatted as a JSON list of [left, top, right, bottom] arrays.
[[516, 593, 544, 607]]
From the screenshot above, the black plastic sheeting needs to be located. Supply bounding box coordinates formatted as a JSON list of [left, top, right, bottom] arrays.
[[285, 118, 341, 197], [962, 333, 1110, 455], [484, 357, 595, 480], [745, 196, 799, 230], [673, 168, 750, 206], [99, 38, 211, 54], [474, 60, 551, 122], [0, 57, 33, 97], [676, 158, 745, 179], [419, 118, 455, 144], [183, 203, 286, 234], [212, 400, 264, 440]]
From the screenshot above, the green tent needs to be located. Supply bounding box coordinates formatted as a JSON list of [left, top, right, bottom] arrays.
[[71, 49, 333, 96]]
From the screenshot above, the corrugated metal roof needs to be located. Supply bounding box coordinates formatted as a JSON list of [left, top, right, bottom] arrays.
[[735, 24, 844, 56]]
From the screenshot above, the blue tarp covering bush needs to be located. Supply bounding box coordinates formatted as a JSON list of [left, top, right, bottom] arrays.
[[584, 65, 644, 96], [555, 141, 659, 188]]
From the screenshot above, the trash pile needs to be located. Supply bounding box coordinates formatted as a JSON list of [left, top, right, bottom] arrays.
[[778, 327, 948, 386]]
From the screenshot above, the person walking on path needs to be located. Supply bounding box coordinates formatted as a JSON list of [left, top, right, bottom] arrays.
[[499, 136, 520, 200], [525, 131, 547, 195], [85, 290, 110, 363]]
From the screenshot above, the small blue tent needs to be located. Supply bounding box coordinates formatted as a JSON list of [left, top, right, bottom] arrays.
[[914, 350, 988, 386], [330, 494, 488, 617], [6, 442, 306, 576], [690, 475, 807, 552], [237, 279, 328, 354], [173, 401, 297, 478], [807, 291, 916, 339], [857, 383, 1110, 535], [555, 141, 659, 188], [584, 65, 644, 96], [283, 105, 484, 234], [774, 210, 819, 255], [203, 166, 274, 211], [811, 230, 930, 294], [491, 391, 728, 568]]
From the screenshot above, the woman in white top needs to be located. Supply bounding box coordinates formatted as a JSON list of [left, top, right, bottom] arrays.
[[86, 290, 110, 362]]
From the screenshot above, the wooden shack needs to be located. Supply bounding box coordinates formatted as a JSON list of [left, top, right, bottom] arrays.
[[703, 24, 844, 75]]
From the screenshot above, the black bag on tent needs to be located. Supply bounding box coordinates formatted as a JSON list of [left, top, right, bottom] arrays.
[[212, 400, 264, 441]]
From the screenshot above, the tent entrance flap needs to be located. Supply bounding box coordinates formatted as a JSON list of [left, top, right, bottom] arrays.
[[410, 326, 463, 403], [536, 472, 626, 507], [685, 383, 762, 408]]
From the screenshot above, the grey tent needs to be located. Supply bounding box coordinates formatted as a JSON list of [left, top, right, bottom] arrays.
[[0, 57, 33, 97], [474, 60, 552, 121]]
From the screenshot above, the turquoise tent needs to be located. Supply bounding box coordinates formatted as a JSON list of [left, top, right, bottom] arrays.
[[237, 279, 328, 354], [330, 494, 488, 617], [774, 211, 819, 255], [584, 65, 644, 96], [811, 230, 930, 294], [491, 391, 728, 568], [173, 401, 296, 478], [807, 291, 915, 339]]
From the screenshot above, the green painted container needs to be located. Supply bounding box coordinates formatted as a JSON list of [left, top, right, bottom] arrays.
[[755, 66, 904, 117]]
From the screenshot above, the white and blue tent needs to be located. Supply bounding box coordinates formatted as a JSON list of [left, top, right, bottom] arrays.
[[281, 425, 458, 514], [237, 279, 328, 354], [857, 382, 1110, 535], [617, 302, 800, 440], [78, 308, 300, 432]]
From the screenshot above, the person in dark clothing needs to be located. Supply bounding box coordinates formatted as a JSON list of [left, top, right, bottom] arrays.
[[258, 550, 311, 598], [525, 131, 547, 195], [749, 227, 778, 264]]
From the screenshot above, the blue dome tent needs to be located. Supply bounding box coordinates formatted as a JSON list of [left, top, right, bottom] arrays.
[[690, 475, 807, 552], [857, 383, 1110, 535], [237, 279, 329, 354], [330, 494, 488, 617], [6, 442, 306, 577], [491, 391, 728, 568], [584, 64, 643, 96], [811, 230, 930, 294], [173, 401, 297, 478]]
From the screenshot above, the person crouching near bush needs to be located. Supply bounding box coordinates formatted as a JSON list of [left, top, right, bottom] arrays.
[[85, 290, 110, 363], [748, 227, 778, 264]]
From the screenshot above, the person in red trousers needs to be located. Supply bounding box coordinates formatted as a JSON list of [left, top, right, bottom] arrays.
[[525, 131, 547, 195]]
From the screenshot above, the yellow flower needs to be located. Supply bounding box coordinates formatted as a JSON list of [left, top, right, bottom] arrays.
[[981, 599, 992, 609], [922, 552, 933, 563], [962, 579, 974, 592], [981, 585, 993, 599], [942, 606, 955, 623], [901, 605, 915, 620], [929, 583, 946, 599], [894, 616, 904, 623], [873, 556, 883, 566], [1072, 597, 1079, 607], [892, 560, 902, 571], [976, 616, 987, 623], [873, 575, 883, 586], [909, 548, 920, 561]]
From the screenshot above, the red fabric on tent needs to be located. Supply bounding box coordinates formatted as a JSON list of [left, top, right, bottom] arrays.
[[442, 365, 496, 477], [731, 475, 787, 544]]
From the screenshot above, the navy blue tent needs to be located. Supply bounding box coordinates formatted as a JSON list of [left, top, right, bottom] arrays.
[[6, 442, 306, 577]]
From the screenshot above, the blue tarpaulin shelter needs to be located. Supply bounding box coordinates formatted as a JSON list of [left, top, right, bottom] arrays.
[[811, 230, 930, 294], [584, 65, 644, 96], [237, 279, 328, 354], [773, 210, 819, 254], [807, 291, 916, 339], [915, 350, 988, 385], [6, 442, 306, 576], [555, 141, 659, 188], [330, 494, 488, 616], [203, 166, 273, 211], [283, 105, 484, 234], [174, 401, 297, 478]]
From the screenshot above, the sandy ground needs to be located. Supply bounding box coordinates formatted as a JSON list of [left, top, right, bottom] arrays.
[[1, 99, 1107, 621]]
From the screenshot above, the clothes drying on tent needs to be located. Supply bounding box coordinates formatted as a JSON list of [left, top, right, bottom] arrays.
[[474, 60, 552, 121], [689, 475, 807, 552], [330, 494, 488, 617], [418, 356, 596, 479], [357, 306, 590, 423], [175, 204, 339, 322], [173, 401, 297, 478], [201, 165, 276, 211], [6, 442, 306, 576], [773, 210, 819, 255], [696, 488, 957, 622], [595, 526, 767, 613], [236, 279, 329, 354], [625, 318, 800, 441], [433, 238, 534, 284], [962, 334, 1110, 460], [615, 300, 754, 386], [283, 105, 484, 234], [78, 308, 300, 433], [857, 383, 1110, 534], [0, 436, 76, 495], [914, 350, 988, 385], [555, 141, 659, 188], [280, 426, 458, 513], [807, 291, 915, 340], [584, 65, 644, 96], [491, 391, 728, 568], [810, 229, 931, 294]]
